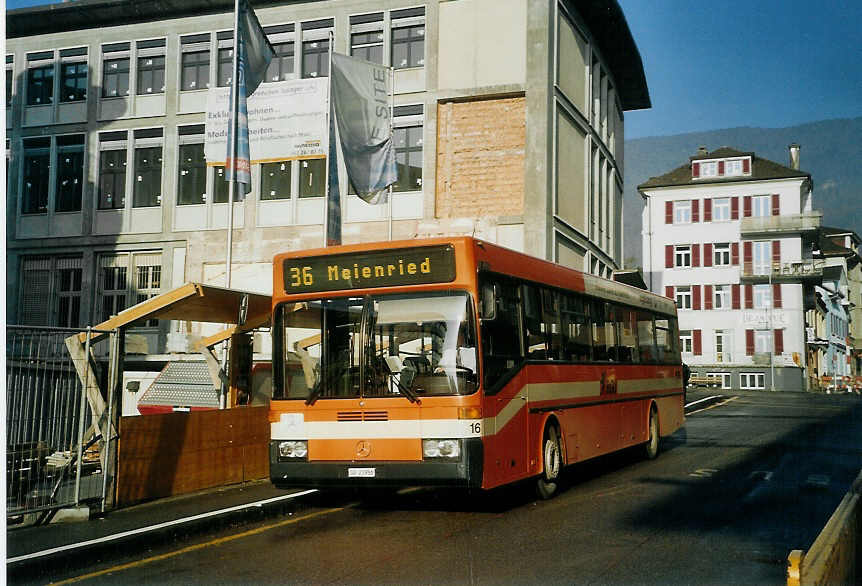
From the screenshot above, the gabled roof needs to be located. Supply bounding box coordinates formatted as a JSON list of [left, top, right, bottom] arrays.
[[638, 146, 810, 190]]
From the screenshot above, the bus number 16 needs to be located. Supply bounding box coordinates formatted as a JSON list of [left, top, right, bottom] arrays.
[[289, 266, 313, 287]]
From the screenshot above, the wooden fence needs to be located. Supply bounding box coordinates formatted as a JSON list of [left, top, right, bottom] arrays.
[[116, 407, 269, 506]]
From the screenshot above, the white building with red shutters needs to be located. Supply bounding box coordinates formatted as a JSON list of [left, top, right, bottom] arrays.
[[639, 145, 824, 392]]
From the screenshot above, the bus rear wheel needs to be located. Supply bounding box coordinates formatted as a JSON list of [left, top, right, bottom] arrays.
[[536, 425, 562, 499], [643, 407, 659, 460]]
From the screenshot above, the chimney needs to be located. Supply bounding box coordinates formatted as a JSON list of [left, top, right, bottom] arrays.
[[789, 143, 801, 170], [697, 146, 708, 156]]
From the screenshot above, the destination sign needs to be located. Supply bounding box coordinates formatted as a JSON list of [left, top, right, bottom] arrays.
[[283, 245, 456, 294]]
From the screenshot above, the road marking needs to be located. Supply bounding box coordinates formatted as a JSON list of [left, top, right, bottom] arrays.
[[8, 489, 318, 565], [686, 395, 739, 415], [689, 468, 718, 478], [53, 505, 345, 584]]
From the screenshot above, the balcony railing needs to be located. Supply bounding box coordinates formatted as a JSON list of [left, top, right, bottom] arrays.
[[740, 259, 826, 282], [740, 211, 822, 236]]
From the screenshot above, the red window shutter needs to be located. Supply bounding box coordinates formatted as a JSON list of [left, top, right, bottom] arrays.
[[772, 240, 781, 263], [692, 199, 700, 222], [718, 160, 725, 176], [704, 285, 713, 310], [665, 201, 673, 224], [731, 197, 740, 220], [745, 284, 754, 309], [665, 286, 674, 299], [743, 241, 752, 274], [743, 158, 750, 174], [773, 284, 782, 308], [743, 196, 752, 217], [665, 245, 674, 268], [704, 198, 712, 222], [692, 285, 701, 310], [692, 162, 700, 178], [692, 244, 700, 267], [732, 284, 741, 309], [732, 242, 740, 265], [704, 243, 713, 267], [746, 330, 755, 355], [774, 329, 784, 354], [693, 330, 702, 355], [771, 194, 780, 216]]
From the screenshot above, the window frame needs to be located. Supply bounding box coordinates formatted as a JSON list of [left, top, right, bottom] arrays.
[[713, 243, 731, 266], [675, 286, 692, 310], [26, 61, 55, 106], [674, 244, 692, 268], [740, 372, 765, 390], [59, 53, 88, 103], [679, 329, 693, 354], [101, 43, 131, 98], [673, 200, 692, 224], [751, 194, 771, 218], [712, 197, 731, 221]]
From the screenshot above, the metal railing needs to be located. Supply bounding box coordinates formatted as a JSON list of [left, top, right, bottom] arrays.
[[6, 325, 114, 521], [740, 211, 822, 235]]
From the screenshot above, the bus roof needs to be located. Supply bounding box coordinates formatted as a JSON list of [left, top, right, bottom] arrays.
[[273, 237, 677, 316]]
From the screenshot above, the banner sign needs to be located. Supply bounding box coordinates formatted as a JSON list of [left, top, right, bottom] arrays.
[[206, 78, 328, 165], [282, 246, 457, 294]]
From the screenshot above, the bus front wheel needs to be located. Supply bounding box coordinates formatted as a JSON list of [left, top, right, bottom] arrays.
[[536, 425, 562, 499]]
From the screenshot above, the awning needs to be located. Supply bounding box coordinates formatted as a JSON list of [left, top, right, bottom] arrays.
[[77, 282, 272, 344]]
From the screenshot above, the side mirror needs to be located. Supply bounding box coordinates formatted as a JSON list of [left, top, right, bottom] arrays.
[[480, 284, 497, 321]]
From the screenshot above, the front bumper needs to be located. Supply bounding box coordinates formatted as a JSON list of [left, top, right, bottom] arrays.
[[269, 438, 483, 489]]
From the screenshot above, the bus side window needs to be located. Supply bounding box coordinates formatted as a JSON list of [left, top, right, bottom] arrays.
[[523, 284, 547, 360], [591, 301, 611, 361], [561, 293, 591, 362], [637, 311, 657, 363], [655, 317, 680, 363], [481, 278, 523, 390], [616, 307, 639, 364]]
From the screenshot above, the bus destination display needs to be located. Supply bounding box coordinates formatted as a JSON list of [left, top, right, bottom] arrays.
[[283, 245, 456, 293]]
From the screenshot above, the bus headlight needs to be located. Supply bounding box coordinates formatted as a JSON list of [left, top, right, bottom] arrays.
[[423, 439, 461, 459], [278, 440, 308, 460]]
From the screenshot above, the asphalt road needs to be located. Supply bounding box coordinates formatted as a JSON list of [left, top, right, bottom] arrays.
[[21, 391, 862, 585]]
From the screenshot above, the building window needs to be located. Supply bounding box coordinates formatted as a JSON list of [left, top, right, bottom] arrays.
[[714, 243, 731, 266], [700, 161, 717, 177], [726, 159, 743, 176], [753, 284, 772, 309], [673, 200, 691, 223], [302, 39, 329, 78], [266, 42, 295, 82], [102, 58, 130, 97], [55, 135, 85, 213], [752, 195, 770, 217], [217, 46, 234, 87], [137, 55, 165, 94], [177, 142, 207, 205], [707, 372, 731, 389], [714, 330, 731, 363], [754, 329, 772, 353], [98, 252, 162, 326], [752, 241, 771, 275], [6, 55, 13, 107], [298, 158, 326, 198], [260, 161, 291, 200], [675, 286, 692, 310], [392, 24, 424, 69], [213, 165, 230, 203], [60, 61, 87, 102], [675, 245, 692, 268], [740, 372, 765, 390], [679, 330, 693, 354], [352, 30, 384, 64], [713, 284, 731, 309], [98, 149, 127, 210], [19, 256, 83, 327], [133, 145, 163, 208], [393, 125, 423, 192], [27, 64, 54, 105], [181, 51, 210, 90], [713, 197, 730, 221], [22, 138, 51, 214]]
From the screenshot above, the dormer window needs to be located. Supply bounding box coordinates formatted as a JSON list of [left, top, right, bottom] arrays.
[[693, 156, 751, 179], [700, 161, 717, 177]]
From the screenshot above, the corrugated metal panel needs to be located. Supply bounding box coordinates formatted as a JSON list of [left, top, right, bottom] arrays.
[[138, 361, 219, 408]]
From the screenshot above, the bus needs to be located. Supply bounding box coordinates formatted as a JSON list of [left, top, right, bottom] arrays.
[[269, 237, 684, 498]]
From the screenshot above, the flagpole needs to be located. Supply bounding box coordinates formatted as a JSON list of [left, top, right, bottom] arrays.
[[225, 0, 241, 288], [388, 66, 394, 241], [323, 30, 334, 248]]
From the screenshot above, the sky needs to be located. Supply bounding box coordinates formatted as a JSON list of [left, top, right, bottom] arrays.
[[6, 0, 862, 139]]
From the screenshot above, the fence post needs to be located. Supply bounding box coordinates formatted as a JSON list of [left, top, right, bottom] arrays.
[[100, 328, 124, 513], [74, 327, 92, 505]]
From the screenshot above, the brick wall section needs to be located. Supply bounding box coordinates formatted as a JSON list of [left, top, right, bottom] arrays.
[[436, 96, 526, 218]]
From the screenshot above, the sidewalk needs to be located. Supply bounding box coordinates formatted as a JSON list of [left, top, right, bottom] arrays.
[[6, 479, 315, 569]]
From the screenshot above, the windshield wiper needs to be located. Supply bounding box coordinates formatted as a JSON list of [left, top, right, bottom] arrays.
[[306, 364, 345, 406]]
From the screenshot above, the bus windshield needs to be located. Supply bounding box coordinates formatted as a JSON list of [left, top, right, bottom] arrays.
[[275, 291, 478, 400]]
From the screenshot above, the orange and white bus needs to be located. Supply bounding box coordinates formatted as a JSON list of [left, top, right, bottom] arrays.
[[269, 237, 684, 498]]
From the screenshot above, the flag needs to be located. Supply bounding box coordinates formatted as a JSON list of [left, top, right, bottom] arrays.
[[329, 52, 398, 203], [226, 0, 274, 193]]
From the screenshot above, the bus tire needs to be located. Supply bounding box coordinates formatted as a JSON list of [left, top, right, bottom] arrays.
[[644, 407, 659, 460], [536, 424, 562, 499]]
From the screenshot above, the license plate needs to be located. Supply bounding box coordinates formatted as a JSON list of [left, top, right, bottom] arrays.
[[348, 467, 376, 478]]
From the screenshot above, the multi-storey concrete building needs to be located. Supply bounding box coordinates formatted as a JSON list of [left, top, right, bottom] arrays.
[[6, 0, 648, 359], [640, 145, 822, 392]]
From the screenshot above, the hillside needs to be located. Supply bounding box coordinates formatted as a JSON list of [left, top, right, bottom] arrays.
[[622, 117, 862, 266]]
